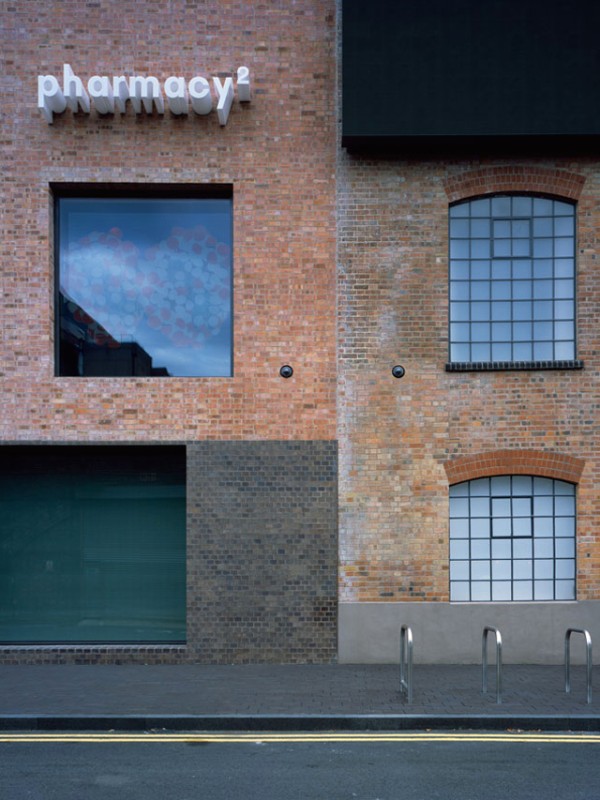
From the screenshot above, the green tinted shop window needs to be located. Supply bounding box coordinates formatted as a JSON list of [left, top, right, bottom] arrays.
[[56, 187, 233, 377], [0, 446, 186, 644]]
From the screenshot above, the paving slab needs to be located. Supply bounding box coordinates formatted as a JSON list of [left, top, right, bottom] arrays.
[[0, 664, 596, 730]]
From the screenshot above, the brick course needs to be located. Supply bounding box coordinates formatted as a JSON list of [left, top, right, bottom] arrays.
[[444, 450, 586, 485], [443, 165, 586, 204]]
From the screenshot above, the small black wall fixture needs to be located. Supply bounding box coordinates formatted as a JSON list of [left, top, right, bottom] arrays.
[[392, 365, 405, 379], [280, 365, 294, 378]]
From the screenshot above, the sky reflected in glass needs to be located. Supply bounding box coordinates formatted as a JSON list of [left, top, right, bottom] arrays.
[[59, 197, 232, 377]]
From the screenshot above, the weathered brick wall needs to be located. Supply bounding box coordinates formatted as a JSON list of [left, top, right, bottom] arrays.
[[187, 441, 338, 663], [1, 0, 337, 443], [337, 157, 600, 603]]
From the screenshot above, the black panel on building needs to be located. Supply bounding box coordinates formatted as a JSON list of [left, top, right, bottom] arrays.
[[342, 0, 600, 153]]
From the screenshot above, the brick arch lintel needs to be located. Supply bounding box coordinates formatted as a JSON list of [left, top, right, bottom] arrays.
[[444, 450, 585, 486], [443, 166, 586, 204]]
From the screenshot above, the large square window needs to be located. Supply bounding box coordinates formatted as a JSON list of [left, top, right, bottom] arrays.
[[55, 186, 233, 377]]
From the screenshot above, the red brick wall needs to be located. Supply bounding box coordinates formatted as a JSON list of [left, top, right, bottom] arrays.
[[338, 157, 600, 603], [444, 450, 585, 485], [1, 1, 337, 443], [443, 165, 586, 204]]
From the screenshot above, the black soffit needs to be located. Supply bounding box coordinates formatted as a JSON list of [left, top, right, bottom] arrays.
[[342, 0, 600, 153]]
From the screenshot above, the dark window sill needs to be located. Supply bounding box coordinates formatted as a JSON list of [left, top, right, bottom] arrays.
[[446, 360, 584, 372]]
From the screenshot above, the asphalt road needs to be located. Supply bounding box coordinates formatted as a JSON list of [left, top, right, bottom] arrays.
[[1, 731, 599, 800]]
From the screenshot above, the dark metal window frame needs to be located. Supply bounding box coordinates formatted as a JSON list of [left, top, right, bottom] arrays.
[[490, 496, 534, 539], [447, 193, 579, 371], [449, 475, 576, 603]]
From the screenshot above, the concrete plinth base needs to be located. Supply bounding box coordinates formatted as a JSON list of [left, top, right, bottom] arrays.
[[339, 601, 600, 664]]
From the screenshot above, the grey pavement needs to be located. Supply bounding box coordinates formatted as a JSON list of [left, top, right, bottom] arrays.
[[0, 663, 598, 731]]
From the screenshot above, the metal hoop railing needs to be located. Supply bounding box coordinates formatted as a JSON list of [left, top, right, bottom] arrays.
[[565, 628, 593, 704], [482, 626, 503, 704], [399, 625, 413, 704]]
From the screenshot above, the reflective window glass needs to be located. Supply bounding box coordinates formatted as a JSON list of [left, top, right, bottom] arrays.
[[0, 446, 186, 643], [449, 476, 575, 602], [57, 192, 233, 377], [449, 195, 576, 364]]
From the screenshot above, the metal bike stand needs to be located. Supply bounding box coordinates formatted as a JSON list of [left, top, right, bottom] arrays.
[[399, 624, 413, 704], [482, 626, 503, 705], [565, 628, 593, 704]]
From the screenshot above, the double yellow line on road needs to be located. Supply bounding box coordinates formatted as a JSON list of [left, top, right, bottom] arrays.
[[1, 732, 599, 744]]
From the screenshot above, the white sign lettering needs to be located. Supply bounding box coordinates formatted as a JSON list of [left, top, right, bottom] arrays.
[[38, 64, 251, 124]]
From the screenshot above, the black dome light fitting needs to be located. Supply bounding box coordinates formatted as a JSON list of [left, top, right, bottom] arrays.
[[280, 365, 294, 378], [392, 365, 406, 379]]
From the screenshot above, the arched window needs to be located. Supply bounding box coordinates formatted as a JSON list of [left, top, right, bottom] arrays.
[[449, 195, 576, 365], [449, 476, 576, 602]]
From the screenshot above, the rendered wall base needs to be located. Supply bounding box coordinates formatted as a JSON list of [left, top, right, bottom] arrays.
[[339, 602, 600, 665]]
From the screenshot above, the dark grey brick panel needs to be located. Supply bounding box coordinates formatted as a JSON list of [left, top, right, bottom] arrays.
[[187, 441, 338, 663]]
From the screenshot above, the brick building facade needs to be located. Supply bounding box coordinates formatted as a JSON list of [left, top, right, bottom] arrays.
[[337, 160, 600, 662], [1, 1, 338, 663], [1, 1, 599, 665], [338, 0, 600, 664]]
